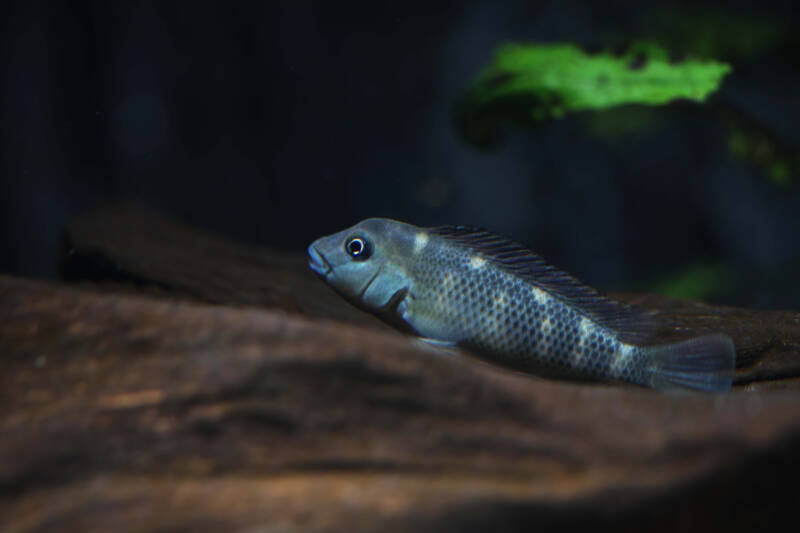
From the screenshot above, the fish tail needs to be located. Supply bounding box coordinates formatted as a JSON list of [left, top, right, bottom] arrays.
[[642, 334, 735, 393]]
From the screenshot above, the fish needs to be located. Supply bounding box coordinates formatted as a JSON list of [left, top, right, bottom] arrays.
[[307, 218, 736, 392]]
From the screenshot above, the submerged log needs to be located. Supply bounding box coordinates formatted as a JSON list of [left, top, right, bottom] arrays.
[[59, 206, 800, 389], [1, 206, 799, 532]]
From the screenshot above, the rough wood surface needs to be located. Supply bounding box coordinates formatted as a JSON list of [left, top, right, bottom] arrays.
[[59, 205, 380, 326], [59, 206, 800, 388], [1, 206, 799, 532]]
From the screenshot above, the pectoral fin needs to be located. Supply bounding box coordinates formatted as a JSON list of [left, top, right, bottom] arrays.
[[418, 337, 457, 347], [412, 337, 460, 358]]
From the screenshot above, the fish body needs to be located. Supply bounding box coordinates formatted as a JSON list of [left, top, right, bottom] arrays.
[[308, 218, 735, 392]]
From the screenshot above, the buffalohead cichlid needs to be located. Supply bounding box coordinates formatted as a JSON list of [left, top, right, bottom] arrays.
[[308, 218, 735, 392]]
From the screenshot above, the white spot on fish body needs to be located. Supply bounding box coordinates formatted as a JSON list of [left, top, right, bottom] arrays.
[[611, 343, 634, 377], [494, 292, 507, 308], [469, 255, 486, 269], [533, 288, 550, 306], [443, 272, 454, 287], [574, 317, 593, 365], [536, 316, 552, 354], [413, 232, 429, 254], [578, 318, 593, 343], [438, 272, 454, 307]]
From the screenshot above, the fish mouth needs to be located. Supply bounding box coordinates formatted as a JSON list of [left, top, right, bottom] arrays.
[[307, 244, 331, 277]]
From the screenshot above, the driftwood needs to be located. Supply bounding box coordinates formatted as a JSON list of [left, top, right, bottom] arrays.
[[1, 206, 799, 532]]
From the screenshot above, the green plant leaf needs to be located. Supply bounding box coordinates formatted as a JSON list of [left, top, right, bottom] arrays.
[[456, 42, 731, 146], [648, 262, 733, 301], [645, 6, 792, 62], [723, 107, 799, 187]]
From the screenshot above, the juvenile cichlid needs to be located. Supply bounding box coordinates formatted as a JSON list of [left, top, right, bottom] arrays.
[[308, 218, 735, 392]]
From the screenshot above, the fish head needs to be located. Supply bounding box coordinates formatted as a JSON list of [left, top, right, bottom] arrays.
[[308, 218, 416, 313]]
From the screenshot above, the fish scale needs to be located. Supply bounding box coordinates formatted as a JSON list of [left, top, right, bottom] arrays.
[[408, 239, 641, 382], [308, 218, 735, 392]]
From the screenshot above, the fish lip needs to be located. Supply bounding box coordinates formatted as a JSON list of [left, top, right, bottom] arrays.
[[307, 244, 331, 277]]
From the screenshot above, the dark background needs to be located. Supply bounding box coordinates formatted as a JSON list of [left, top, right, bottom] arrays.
[[1, 0, 798, 309]]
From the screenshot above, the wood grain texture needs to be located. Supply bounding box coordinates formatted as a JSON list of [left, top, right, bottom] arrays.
[[0, 206, 798, 532], [59, 206, 800, 387]]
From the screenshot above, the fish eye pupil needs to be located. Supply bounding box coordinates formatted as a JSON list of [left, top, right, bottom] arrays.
[[346, 237, 369, 259]]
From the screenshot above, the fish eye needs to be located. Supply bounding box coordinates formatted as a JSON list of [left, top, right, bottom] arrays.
[[345, 236, 371, 260]]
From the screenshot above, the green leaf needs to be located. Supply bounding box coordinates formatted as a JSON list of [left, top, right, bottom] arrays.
[[648, 262, 733, 301], [644, 6, 792, 62], [723, 109, 799, 187], [456, 42, 731, 147]]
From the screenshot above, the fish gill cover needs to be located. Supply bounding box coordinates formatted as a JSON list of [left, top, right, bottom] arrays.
[[456, 41, 731, 147]]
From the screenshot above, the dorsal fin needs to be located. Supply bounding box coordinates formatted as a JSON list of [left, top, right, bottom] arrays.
[[428, 225, 658, 343]]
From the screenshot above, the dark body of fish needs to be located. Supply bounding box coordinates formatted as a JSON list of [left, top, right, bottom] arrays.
[[308, 218, 735, 392]]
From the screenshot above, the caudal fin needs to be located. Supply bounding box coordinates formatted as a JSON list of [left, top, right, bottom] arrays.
[[643, 334, 736, 393]]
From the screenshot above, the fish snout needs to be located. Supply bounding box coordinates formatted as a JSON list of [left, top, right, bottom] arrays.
[[307, 244, 331, 277]]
